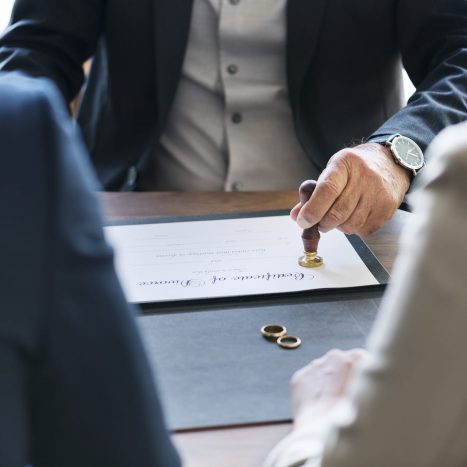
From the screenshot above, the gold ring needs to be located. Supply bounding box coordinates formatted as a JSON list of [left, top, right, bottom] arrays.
[[261, 324, 287, 340], [277, 335, 301, 349]]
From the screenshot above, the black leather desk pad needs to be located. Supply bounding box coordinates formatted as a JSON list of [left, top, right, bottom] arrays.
[[138, 289, 383, 431], [125, 211, 388, 430]]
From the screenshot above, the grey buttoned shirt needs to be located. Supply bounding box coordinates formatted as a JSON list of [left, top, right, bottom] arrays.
[[138, 0, 319, 191]]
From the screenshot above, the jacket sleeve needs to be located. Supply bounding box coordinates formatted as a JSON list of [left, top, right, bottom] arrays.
[[370, 0, 467, 156], [0, 0, 104, 102]]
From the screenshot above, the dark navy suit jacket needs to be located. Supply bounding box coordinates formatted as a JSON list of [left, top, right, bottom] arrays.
[[1, 0, 467, 190], [0, 73, 180, 467]]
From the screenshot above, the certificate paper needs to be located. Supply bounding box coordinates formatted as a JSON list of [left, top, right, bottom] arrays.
[[105, 214, 381, 304]]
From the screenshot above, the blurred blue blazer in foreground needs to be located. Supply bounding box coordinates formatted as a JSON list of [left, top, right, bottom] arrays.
[[0, 73, 180, 467]]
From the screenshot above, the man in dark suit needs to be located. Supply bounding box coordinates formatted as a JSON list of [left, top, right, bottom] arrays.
[[1, 0, 467, 236], [0, 73, 180, 467]]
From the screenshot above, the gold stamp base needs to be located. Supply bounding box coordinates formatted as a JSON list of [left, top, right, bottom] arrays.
[[298, 251, 323, 268]]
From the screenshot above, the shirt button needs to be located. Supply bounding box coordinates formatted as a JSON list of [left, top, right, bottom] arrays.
[[231, 181, 243, 191], [227, 64, 238, 75], [127, 166, 138, 186], [232, 113, 243, 124], [229, 0, 240, 4]]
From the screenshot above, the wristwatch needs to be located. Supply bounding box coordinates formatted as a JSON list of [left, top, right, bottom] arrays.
[[376, 134, 425, 176]]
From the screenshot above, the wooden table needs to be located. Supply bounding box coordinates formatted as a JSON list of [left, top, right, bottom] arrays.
[[101, 191, 410, 467]]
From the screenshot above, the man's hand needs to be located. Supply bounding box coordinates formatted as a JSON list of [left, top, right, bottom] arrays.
[[291, 143, 411, 236], [291, 348, 368, 428]]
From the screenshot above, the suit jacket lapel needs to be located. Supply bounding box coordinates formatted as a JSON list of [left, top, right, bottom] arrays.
[[287, 0, 328, 114], [154, 0, 194, 131]]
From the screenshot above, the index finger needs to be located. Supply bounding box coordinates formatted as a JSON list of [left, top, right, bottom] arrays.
[[296, 164, 349, 229]]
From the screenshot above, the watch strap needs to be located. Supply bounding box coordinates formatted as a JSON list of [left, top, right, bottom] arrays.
[[367, 134, 400, 144]]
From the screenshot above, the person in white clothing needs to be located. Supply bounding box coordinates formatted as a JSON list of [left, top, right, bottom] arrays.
[[264, 121, 467, 467]]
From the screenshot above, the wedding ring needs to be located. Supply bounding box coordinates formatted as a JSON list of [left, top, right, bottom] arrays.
[[261, 324, 287, 340], [277, 335, 301, 349]]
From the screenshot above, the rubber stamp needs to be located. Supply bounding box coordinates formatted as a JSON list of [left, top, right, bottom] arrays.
[[298, 180, 323, 268]]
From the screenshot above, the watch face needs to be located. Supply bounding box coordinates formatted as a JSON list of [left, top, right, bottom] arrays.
[[392, 136, 424, 170]]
